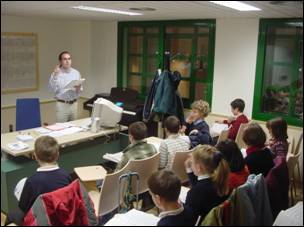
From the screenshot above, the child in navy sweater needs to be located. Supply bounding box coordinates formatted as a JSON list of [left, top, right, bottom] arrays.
[[181, 100, 212, 148], [184, 144, 230, 221], [148, 170, 196, 226]]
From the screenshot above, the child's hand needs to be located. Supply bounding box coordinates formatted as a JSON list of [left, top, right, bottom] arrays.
[[180, 125, 187, 134], [186, 115, 195, 124], [184, 155, 192, 169]]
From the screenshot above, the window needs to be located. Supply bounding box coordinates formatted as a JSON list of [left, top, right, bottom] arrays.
[[253, 19, 303, 127], [117, 20, 215, 108]]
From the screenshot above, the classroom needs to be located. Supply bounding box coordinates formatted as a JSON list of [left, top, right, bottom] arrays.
[[1, 1, 303, 226]]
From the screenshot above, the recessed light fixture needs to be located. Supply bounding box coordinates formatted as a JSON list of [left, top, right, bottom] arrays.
[[209, 1, 261, 11], [71, 6, 143, 16], [129, 7, 156, 11]]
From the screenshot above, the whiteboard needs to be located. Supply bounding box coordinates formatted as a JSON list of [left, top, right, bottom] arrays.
[[1, 32, 39, 94]]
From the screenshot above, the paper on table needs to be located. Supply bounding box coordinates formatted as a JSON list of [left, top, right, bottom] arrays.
[[179, 186, 190, 204], [210, 123, 229, 136], [48, 126, 83, 138], [64, 78, 85, 90], [7, 141, 29, 151], [104, 209, 160, 226], [103, 152, 123, 163], [35, 127, 52, 134]]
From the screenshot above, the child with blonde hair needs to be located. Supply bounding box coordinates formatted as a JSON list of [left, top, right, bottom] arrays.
[[184, 144, 230, 221], [181, 100, 212, 148]]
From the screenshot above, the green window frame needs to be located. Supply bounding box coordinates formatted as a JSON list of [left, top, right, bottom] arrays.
[[253, 18, 303, 127], [117, 20, 216, 109]]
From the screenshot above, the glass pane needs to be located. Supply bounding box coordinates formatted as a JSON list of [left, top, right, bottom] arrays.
[[129, 36, 143, 54], [195, 59, 208, 80], [128, 75, 141, 92], [170, 59, 191, 78], [178, 80, 190, 98], [295, 41, 303, 118], [262, 65, 292, 114], [129, 27, 143, 33], [197, 37, 209, 56], [146, 27, 159, 33], [266, 37, 295, 63], [147, 37, 158, 55], [269, 27, 297, 35], [166, 27, 195, 34], [195, 82, 208, 100], [147, 57, 158, 74], [167, 38, 192, 57], [129, 56, 142, 73], [197, 27, 209, 34]]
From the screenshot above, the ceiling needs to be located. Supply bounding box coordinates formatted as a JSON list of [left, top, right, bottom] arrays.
[[1, 1, 303, 21]]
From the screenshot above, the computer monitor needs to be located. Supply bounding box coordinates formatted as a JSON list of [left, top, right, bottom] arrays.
[[91, 98, 123, 128]]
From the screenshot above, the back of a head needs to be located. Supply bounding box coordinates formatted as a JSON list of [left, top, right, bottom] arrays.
[[192, 145, 230, 196], [164, 116, 180, 134], [216, 139, 245, 172], [34, 136, 59, 163], [242, 122, 266, 147], [266, 117, 288, 141], [231, 98, 245, 112], [147, 170, 181, 202], [191, 100, 210, 118], [129, 121, 147, 141]]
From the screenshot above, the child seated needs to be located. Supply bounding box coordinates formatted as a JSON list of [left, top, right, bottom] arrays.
[[266, 117, 289, 159], [147, 170, 196, 226], [217, 98, 249, 141], [116, 121, 157, 171], [216, 139, 249, 192], [181, 100, 212, 148], [242, 122, 274, 177], [159, 116, 190, 169], [184, 144, 230, 221], [6, 136, 72, 225]]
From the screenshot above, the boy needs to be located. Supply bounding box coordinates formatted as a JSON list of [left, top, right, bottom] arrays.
[[6, 136, 71, 225], [159, 116, 190, 169], [217, 98, 249, 141], [181, 100, 212, 148], [116, 121, 157, 171], [147, 170, 196, 226]]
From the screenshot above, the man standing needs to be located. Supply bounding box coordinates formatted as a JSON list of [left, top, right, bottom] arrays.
[[49, 51, 83, 122]]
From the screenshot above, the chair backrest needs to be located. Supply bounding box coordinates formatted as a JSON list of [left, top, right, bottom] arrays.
[[235, 123, 249, 149], [286, 150, 302, 179], [293, 133, 303, 155], [287, 137, 295, 155], [171, 150, 191, 183], [97, 166, 127, 216], [123, 152, 160, 195], [217, 129, 229, 145], [16, 98, 41, 131]]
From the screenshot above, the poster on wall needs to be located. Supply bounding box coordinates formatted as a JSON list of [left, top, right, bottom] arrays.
[[1, 32, 39, 94]]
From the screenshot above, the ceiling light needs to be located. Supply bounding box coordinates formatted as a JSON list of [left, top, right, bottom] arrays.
[[71, 6, 143, 16], [209, 1, 261, 11]]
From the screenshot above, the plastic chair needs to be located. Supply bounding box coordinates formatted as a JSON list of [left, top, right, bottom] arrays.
[[16, 98, 41, 131], [235, 123, 250, 149], [216, 129, 229, 145], [123, 152, 160, 195], [171, 150, 192, 183]]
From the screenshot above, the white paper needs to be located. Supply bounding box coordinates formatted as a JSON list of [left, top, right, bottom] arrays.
[[210, 123, 229, 136], [103, 152, 123, 163], [16, 134, 34, 142], [48, 126, 83, 138], [64, 78, 85, 90], [179, 186, 190, 204], [14, 178, 27, 201], [7, 141, 29, 151], [105, 209, 160, 226], [241, 148, 247, 158], [35, 127, 52, 134]]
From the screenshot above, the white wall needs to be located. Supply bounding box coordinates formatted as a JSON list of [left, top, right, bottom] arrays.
[[1, 15, 91, 106], [212, 18, 259, 118], [88, 21, 118, 97]]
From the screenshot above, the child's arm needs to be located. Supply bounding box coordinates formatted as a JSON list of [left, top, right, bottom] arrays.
[[189, 130, 211, 147]]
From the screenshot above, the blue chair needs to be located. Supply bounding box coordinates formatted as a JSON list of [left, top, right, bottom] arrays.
[[16, 98, 41, 131]]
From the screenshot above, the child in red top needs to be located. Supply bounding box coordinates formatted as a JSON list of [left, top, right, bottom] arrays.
[[216, 139, 249, 192], [217, 99, 249, 141]]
